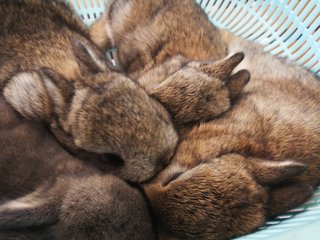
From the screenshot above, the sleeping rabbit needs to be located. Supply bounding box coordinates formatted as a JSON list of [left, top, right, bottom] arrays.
[[0, 0, 178, 182], [0, 96, 154, 240], [90, 0, 320, 239]]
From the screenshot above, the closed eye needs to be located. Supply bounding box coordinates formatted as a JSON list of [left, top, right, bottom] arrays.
[[104, 153, 124, 167]]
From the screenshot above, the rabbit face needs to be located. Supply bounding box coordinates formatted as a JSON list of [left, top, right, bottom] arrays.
[[140, 53, 250, 127], [4, 67, 177, 183], [3, 37, 178, 183], [89, 0, 228, 77], [144, 151, 307, 240], [144, 154, 268, 240]]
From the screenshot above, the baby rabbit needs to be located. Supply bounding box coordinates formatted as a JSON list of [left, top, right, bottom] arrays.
[[90, 1, 249, 127], [91, 0, 320, 239], [0, 0, 178, 182], [143, 32, 320, 240], [0, 96, 154, 240], [89, 0, 228, 78], [138, 52, 250, 128]]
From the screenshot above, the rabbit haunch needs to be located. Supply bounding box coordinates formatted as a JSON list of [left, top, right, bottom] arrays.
[[0, 0, 178, 182]]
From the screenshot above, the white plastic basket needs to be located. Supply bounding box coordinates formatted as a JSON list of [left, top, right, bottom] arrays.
[[67, 0, 320, 239], [198, 0, 320, 77]]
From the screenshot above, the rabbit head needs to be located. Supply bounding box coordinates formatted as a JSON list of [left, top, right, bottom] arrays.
[[144, 154, 306, 240], [3, 37, 178, 182], [89, 0, 228, 76], [139, 53, 250, 127]]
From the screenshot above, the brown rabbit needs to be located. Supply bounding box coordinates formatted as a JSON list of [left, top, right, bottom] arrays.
[[0, 50, 251, 240], [0, 0, 178, 182], [143, 33, 320, 240], [91, 1, 320, 239], [89, 0, 228, 78], [138, 52, 250, 128], [0, 96, 154, 240]]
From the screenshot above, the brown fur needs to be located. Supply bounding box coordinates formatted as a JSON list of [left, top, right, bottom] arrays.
[[89, 0, 228, 78], [91, 0, 248, 128], [0, 0, 178, 182], [138, 53, 250, 129], [144, 31, 320, 240], [0, 96, 154, 239], [91, 1, 320, 239]]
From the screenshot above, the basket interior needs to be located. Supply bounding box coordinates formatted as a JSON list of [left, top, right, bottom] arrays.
[[198, 0, 320, 76], [67, 0, 320, 239]]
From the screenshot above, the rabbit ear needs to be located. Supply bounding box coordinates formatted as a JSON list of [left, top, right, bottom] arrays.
[[267, 182, 313, 217], [89, 13, 113, 50], [226, 69, 250, 99], [247, 158, 307, 186], [3, 69, 69, 123], [89, 0, 132, 50], [0, 191, 60, 229], [70, 37, 108, 74], [3, 70, 64, 122], [190, 52, 245, 79]]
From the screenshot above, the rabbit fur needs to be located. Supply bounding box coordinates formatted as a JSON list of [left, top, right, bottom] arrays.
[[0, 1, 251, 239], [0, 0, 178, 183], [0, 96, 154, 240], [90, 0, 320, 239]]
